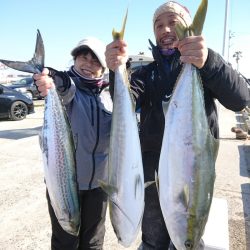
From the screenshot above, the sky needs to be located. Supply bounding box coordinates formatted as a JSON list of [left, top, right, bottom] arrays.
[[1, 0, 250, 78]]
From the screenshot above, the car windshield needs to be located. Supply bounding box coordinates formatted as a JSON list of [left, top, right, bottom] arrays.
[[13, 78, 33, 85]]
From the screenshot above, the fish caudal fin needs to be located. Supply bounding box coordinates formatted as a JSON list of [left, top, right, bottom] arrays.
[[32, 29, 45, 72], [0, 29, 44, 74], [112, 8, 128, 41], [175, 0, 208, 39], [190, 0, 208, 36]]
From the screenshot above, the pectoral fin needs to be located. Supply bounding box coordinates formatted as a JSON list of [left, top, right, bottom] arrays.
[[135, 174, 143, 199], [179, 184, 190, 210], [155, 171, 159, 194], [98, 180, 118, 196], [144, 181, 155, 189]]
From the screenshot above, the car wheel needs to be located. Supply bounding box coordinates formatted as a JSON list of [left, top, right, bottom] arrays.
[[10, 101, 28, 121]]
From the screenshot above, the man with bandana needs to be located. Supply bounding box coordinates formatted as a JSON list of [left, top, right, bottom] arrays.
[[105, 1, 250, 249]]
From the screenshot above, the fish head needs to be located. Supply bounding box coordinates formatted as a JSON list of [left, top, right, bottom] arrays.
[[168, 211, 206, 250], [56, 214, 80, 237], [109, 199, 142, 247]]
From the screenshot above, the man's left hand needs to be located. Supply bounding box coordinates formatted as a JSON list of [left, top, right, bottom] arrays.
[[174, 35, 208, 69]]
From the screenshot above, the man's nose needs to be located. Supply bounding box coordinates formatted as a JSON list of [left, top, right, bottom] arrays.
[[164, 26, 171, 33]]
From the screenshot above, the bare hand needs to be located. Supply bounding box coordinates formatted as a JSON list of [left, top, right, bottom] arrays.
[[174, 35, 208, 69], [105, 40, 128, 71], [33, 68, 54, 97]]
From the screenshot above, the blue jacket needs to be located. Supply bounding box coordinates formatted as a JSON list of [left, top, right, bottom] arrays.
[[55, 70, 112, 190]]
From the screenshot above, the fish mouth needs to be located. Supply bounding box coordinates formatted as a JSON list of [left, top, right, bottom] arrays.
[[110, 198, 143, 246]]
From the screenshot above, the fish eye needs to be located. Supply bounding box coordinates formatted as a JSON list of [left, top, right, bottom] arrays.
[[185, 239, 193, 249]]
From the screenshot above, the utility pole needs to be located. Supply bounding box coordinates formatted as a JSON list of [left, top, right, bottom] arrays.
[[222, 0, 230, 58], [227, 30, 235, 63]]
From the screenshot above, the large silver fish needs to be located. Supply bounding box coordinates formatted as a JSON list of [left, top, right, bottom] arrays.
[[99, 10, 144, 247], [158, 0, 219, 249], [0, 30, 80, 236], [41, 86, 80, 236]]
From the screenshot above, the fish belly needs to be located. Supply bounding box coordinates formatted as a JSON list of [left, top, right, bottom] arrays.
[[108, 66, 144, 247], [41, 88, 80, 236]]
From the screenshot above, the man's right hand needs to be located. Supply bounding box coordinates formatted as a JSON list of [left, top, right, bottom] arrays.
[[105, 40, 128, 71], [33, 68, 54, 97]]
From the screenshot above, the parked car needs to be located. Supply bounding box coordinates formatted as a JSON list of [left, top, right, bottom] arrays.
[[8, 77, 42, 100], [0, 84, 34, 121]]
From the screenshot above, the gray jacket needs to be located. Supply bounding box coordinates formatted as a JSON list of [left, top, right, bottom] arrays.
[[56, 73, 112, 190]]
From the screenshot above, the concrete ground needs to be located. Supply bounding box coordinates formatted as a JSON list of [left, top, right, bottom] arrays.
[[0, 100, 249, 250]]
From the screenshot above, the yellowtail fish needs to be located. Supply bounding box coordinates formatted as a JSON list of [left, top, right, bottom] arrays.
[[99, 10, 144, 247], [158, 0, 219, 249]]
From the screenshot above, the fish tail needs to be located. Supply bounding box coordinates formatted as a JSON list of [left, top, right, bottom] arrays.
[[0, 29, 44, 74], [112, 8, 128, 40], [190, 0, 208, 36]]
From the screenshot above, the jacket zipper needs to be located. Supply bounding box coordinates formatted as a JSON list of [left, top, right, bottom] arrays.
[[90, 99, 94, 126], [88, 93, 100, 189]]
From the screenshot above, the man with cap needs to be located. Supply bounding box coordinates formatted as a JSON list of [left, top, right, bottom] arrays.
[[105, 1, 250, 249], [34, 37, 112, 250]]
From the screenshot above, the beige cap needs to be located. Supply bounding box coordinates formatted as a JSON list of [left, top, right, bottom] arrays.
[[71, 37, 106, 69], [153, 1, 192, 28]]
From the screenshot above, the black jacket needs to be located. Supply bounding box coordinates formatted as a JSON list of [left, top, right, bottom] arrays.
[[110, 46, 250, 153]]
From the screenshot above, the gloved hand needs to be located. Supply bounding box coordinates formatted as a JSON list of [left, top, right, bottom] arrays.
[[33, 68, 54, 97], [33, 67, 71, 96], [47, 67, 71, 93]]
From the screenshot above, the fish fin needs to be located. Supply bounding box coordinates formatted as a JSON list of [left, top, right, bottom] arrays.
[[0, 59, 38, 74], [33, 29, 45, 72], [179, 185, 190, 210], [98, 179, 118, 196], [135, 174, 143, 199], [144, 181, 155, 189], [155, 171, 159, 194], [189, 0, 208, 36], [0, 29, 44, 73], [175, 22, 189, 40], [112, 8, 128, 40]]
